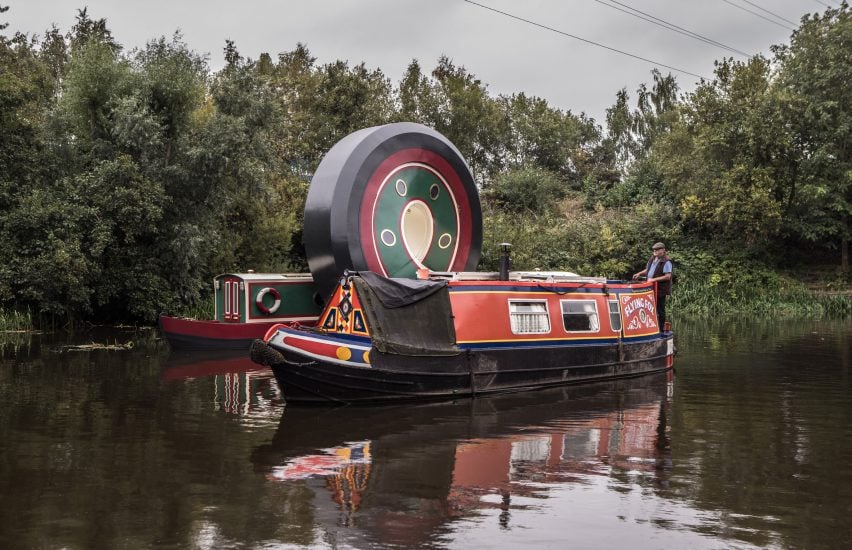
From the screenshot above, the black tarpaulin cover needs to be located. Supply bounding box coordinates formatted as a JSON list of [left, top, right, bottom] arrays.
[[357, 271, 448, 308], [353, 272, 459, 356]]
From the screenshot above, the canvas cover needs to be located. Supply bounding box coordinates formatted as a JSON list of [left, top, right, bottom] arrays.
[[353, 273, 459, 356]]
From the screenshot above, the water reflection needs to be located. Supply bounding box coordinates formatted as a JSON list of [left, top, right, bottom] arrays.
[[162, 350, 282, 418], [253, 373, 674, 548]]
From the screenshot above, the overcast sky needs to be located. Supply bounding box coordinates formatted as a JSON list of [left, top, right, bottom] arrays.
[[4, 0, 834, 124]]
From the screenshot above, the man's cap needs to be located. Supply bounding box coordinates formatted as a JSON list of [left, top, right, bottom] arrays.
[[652, 242, 666, 250]]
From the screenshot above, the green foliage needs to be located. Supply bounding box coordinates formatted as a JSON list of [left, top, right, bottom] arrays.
[[582, 158, 662, 209], [135, 33, 207, 165], [61, 28, 133, 147], [653, 56, 791, 249], [772, 4, 851, 269], [0, 31, 60, 204], [482, 198, 678, 279], [270, 44, 395, 169], [499, 93, 599, 186], [3, 178, 95, 316], [426, 56, 510, 182], [814, 293, 852, 316], [663, 245, 850, 317], [602, 69, 679, 177], [672, 272, 824, 317], [77, 156, 167, 319], [485, 167, 566, 214]]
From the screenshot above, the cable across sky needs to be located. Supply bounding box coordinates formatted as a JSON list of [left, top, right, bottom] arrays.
[[720, 0, 797, 31], [594, 0, 751, 57], [461, 0, 710, 80]]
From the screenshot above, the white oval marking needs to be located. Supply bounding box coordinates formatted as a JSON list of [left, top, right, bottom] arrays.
[[400, 199, 433, 266], [380, 229, 397, 247]]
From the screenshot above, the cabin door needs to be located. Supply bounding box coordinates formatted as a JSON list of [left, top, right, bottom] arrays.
[[223, 277, 242, 322]]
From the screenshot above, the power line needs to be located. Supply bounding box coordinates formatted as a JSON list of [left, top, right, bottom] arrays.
[[813, 1, 835, 9], [461, 0, 709, 80], [595, 0, 751, 57], [720, 0, 797, 31], [737, 0, 798, 26], [596, 0, 747, 56]]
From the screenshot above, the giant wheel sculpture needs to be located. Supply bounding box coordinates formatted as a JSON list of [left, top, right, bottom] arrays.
[[304, 123, 482, 300]]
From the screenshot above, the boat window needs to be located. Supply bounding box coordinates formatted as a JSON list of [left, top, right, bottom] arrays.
[[608, 299, 622, 331], [509, 300, 550, 334], [561, 300, 600, 332]]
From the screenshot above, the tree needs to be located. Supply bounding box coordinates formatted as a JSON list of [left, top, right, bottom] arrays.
[[429, 56, 509, 183], [73, 156, 167, 319], [603, 87, 637, 174], [773, 3, 851, 272], [60, 11, 132, 150], [500, 92, 600, 188], [0, 13, 69, 312], [653, 57, 787, 249], [134, 33, 207, 166], [186, 41, 308, 278], [602, 70, 679, 178], [267, 43, 395, 172], [486, 167, 565, 214], [633, 70, 679, 156], [397, 59, 441, 124]]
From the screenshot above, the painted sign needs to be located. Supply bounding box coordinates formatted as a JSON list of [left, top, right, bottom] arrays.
[[319, 283, 370, 337], [620, 291, 659, 337]]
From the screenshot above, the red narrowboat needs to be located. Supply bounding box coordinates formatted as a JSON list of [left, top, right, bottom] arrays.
[[159, 272, 323, 350], [250, 270, 674, 404]]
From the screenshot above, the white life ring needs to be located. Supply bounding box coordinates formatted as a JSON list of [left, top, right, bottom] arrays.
[[256, 287, 282, 315]]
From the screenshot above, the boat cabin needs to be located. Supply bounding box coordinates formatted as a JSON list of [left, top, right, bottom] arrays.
[[313, 271, 662, 346], [214, 273, 323, 324]]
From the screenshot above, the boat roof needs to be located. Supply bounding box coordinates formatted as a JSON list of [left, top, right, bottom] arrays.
[[215, 272, 314, 282], [425, 271, 608, 284], [216, 270, 614, 285]]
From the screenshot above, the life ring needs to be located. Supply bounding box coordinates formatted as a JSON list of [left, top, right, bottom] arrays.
[[256, 287, 282, 315]]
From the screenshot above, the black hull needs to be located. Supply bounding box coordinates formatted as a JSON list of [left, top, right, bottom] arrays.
[[267, 336, 673, 404]]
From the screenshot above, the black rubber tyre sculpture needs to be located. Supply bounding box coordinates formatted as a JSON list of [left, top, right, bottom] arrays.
[[304, 122, 482, 301]]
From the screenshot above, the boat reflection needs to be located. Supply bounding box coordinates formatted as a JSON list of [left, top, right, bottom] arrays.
[[161, 350, 282, 416], [252, 372, 673, 546]]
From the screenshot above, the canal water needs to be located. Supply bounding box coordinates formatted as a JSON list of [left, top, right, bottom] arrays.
[[0, 318, 849, 549]]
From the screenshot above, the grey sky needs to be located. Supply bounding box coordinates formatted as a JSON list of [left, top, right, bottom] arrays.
[[5, 0, 828, 124]]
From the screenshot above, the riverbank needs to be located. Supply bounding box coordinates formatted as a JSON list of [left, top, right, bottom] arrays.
[[669, 264, 851, 317]]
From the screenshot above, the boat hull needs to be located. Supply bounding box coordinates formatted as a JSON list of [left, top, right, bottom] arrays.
[[253, 332, 674, 404], [158, 314, 279, 351]]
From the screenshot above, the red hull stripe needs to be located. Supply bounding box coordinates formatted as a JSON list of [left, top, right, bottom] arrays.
[[283, 335, 339, 358], [159, 316, 278, 340], [275, 330, 371, 368]]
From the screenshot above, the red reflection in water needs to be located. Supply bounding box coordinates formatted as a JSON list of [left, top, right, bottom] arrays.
[[259, 376, 673, 545]]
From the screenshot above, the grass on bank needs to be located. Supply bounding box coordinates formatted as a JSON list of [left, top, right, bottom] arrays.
[[169, 299, 214, 320], [0, 308, 34, 332], [671, 278, 851, 317]]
